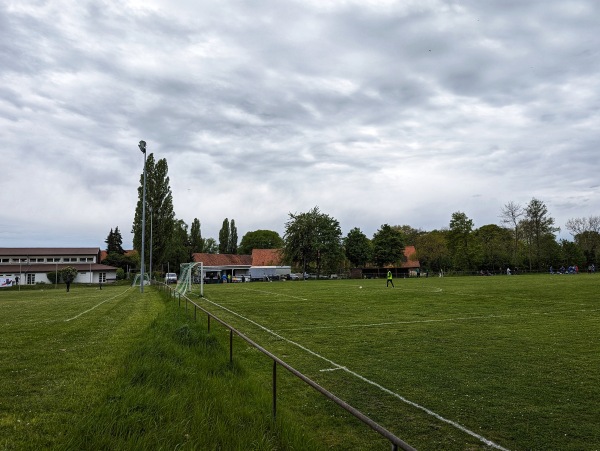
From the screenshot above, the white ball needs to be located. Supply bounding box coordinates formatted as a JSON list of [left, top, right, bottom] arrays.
[[359, 286, 363, 289]]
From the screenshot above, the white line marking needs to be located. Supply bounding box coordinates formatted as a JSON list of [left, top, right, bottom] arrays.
[[241, 287, 308, 301], [201, 295, 509, 450], [320, 367, 344, 372], [279, 308, 600, 331], [65, 287, 132, 322]]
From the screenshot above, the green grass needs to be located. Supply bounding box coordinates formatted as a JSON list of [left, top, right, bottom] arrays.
[[0, 284, 315, 450], [188, 274, 600, 450], [1, 275, 599, 450]]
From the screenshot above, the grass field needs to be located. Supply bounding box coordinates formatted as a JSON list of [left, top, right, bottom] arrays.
[[1, 275, 598, 450], [189, 273, 600, 450]]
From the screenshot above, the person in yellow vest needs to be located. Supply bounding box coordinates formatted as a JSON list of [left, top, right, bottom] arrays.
[[386, 270, 394, 287]]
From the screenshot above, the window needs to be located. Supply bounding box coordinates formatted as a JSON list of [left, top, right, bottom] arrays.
[[80, 258, 86, 262], [26, 273, 35, 285], [99, 273, 107, 283], [1, 258, 9, 263], [47, 258, 60, 263]]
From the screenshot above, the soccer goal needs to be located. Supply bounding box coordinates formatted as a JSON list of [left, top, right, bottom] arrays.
[[176, 262, 222, 297], [131, 273, 150, 287]]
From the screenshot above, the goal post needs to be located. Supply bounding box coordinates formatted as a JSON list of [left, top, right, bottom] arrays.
[[177, 262, 219, 297]]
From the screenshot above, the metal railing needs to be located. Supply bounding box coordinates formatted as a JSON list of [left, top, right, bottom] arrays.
[[159, 283, 416, 451]]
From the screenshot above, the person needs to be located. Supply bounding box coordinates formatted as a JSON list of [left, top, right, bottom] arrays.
[[386, 270, 394, 288], [506, 267, 511, 276], [15, 276, 19, 286], [66, 275, 72, 292]]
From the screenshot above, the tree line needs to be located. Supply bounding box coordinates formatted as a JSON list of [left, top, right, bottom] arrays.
[[103, 154, 600, 276]]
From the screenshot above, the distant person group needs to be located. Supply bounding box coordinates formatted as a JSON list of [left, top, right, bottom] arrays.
[[549, 264, 595, 274]]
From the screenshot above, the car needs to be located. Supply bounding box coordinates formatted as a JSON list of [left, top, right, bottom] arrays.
[[288, 273, 300, 280], [165, 273, 177, 284]]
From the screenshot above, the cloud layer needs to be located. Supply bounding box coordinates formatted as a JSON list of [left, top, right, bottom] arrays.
[[2, 0, 599, 248]]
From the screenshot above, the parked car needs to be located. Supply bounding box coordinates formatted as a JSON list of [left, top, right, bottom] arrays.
[[165, 273, 177, 284]]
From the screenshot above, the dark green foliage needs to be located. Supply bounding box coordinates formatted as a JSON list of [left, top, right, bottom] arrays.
[[283, 206, 344, 275], [371, 224, 405, 267], [105, 226, 124, 254], [239, 229, 284, 254], [132, 153, 176, 273], [219, 218, 230, 254], [344, 227, 372, 267], [60, 266, 78, 283], [190, 218, 204, 253]]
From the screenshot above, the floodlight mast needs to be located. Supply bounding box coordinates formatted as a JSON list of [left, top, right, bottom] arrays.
[[139, 140, 147, 293]]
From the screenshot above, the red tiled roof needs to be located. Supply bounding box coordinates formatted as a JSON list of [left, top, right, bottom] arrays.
[[400, 245, 420, 268], [251, 249, 284, 266], [191, 253, 252, 267], [100, 250, 136, 262]]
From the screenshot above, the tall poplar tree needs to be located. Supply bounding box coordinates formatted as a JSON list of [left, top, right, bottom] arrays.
[[190, 218, 204, 253], [229, 219, 238, 254], [132, 153, 176, 272], [218, 218, 230, 254]]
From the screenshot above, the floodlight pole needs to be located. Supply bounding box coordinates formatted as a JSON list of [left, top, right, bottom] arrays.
[[149, 204, 153, 284], [139, 140, 147, 293]]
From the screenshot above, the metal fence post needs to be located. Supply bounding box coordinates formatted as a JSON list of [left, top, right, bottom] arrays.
[[272, 360, 277, 418], [229, 329, 233, 363]]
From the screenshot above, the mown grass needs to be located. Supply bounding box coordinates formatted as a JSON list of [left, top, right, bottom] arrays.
[[187, 274, 600, 450], [0, 284, 317, 450], [2, 275, 599, 450]]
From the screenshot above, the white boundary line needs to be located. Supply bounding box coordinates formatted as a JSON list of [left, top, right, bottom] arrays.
[[201, 295, 510, 450], [65, 286, 133, 322], [279, 308, 600, 331]]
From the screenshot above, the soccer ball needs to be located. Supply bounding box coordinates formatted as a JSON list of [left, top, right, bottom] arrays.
[[359, 286, 363, 289]]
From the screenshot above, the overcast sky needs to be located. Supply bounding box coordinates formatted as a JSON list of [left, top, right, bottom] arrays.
[[2, 0, 599, 250]]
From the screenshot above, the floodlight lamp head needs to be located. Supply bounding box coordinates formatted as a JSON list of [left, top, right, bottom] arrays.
[[138, 140, 146, 154]]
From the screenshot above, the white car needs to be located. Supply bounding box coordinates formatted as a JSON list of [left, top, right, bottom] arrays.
[[165, 273, 177, 284]]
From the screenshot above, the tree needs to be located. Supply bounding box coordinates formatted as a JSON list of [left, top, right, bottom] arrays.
[[393, 225, 423, 246], [565, 216, 600, 264], [132, 153, 176, 273], [105, 227, 124, 254], [164, 219, 190, 273], [203, 238, 218, 254], [239, 230, 284, 254], [500, 201, 524, 267], [219, 218, 230, 254], [283, 206, 343, 276], [229, 219, 238, 254], [473, 224, 512, 271], [448, 211, 475, 270], [524, 198, 558, 270], [190, 218, 204, 254], [371, 224, 405, 267], [344, 227, 372, 267], [60, 266, 78, 284], [415, 230, 450, 272]]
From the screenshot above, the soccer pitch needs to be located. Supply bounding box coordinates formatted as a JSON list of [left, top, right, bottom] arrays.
[[193, 274, 600, 450]]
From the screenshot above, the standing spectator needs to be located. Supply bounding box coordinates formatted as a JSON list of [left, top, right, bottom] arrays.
[[386, 270, 395, 288]]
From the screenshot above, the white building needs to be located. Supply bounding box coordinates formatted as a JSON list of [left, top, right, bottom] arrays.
[[0, 248, 118, 286]]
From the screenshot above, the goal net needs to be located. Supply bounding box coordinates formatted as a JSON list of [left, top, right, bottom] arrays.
[[131, 273, 150, 287], [176, 262, 222, 297]]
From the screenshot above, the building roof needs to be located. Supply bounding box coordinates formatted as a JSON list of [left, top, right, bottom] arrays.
[[398, 245, 420, 269], [99, 249, 137, 262], [251, 249, 284, 266], [0, 247, 101, 256], [191, 253, 252, 267]]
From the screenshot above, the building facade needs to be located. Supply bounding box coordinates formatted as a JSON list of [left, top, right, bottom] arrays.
[[0, 248, 118, 285]]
